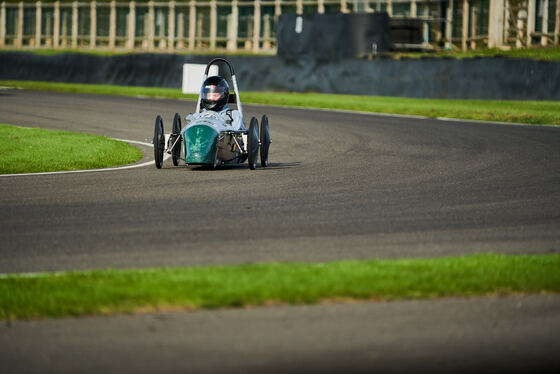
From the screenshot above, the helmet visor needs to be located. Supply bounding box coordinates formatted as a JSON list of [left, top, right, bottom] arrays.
[[202, 84, 227, 102]]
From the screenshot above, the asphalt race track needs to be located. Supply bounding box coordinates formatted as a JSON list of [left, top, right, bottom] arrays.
[[1, 89, 560, 373]]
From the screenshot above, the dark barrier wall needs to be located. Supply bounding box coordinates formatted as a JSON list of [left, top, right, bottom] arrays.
[[277, 13, 391, 59], [1, 52, 559, 100]]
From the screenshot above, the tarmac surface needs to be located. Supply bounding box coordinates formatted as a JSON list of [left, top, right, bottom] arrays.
[[1, 89, 559, 372], [1, 90, 559, 273]]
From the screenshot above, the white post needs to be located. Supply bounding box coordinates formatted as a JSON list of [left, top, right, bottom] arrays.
[[17, 1, 23, 48], [253, 0, 260, 52], [35, 1, 41, 47], [541, 0, 549, 46], [188, 0, 195, 50], [169, 1, 175, 51], [527, 0, 535, 46], [411, 0, 417, 17], [90, 1, 96, 48], [54, 1, 60, 48], [275, 0, 281, 16], [72, 1, 78, 48], [488, 0, 504, 47], [227, 0, 238, 51], [177, 12, 184, 48], [445, 0, 453, 49], [341, 0, 349, 14], [516, 8, 525, 47], [318, 0, 325, 14], [386, 0, 393, 16], [470, 5, 477, 49], [504, 0, 510, 43], [210, 0, 216, 50], [555, 0, 560, 45], [128, 1, 135, 50], [61, 10, 67, 47], [109, 0, 116, 49], [263, 13, 270, 49], [148, 0, 154, 51], [462, 0, 469, 51], [0, 2, 5, 48], [296, 0, 303, 14]]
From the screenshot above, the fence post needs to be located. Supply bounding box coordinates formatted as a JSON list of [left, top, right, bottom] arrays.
[[263, 13, 270, 49], [177, 11, 184, 48], [72, 1, 78, 48], [90, 1, 96, 48], [516, 8, 526, 47], [296, 0, 303, 14], [169, 1, 175, 51], [275, 0, 281, 16], [445, 0, 453, 49], [61, 8, 67, 47], [35, 1, 41, 47], [386, 0, 392, 16], [148, 0, 154, 51], [462, 0, 468, 50], [17, 1, 23, 48], [555, 0, 560, 45], [527, 0, 535, 46], [128, 1, 135, 50], [253, 0, 260, 52], [188, 0, 195, 51], [541, 0, 549, 46], [109, 0, 116, 49], [54, 1, 60, 48], [210, 0, 216, 50], [504, 0, 510, 43], [410, 0, 417, 17], [318, 0, 324, 14], [0, 2, 5, 48], [488, 0, 504, 47], [227, 0, 238, 51], [470, 5, 477, 49]]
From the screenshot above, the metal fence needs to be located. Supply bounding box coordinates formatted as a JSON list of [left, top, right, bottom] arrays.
[[0, 0, 558, 52]]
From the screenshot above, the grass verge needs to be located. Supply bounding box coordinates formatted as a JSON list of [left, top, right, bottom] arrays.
[[1, 254, 559, 320], [394, 46, 560, 61], [0, 124, 142, 174], [2, 80, 560, 125]]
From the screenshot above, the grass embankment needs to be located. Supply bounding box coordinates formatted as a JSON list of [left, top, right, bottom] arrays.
[[395, 46, 560, 61], [0, 81, 560, 125], [2, 80, 559, 125], [0, 124, 142, 174], [1, 254, 559, 320], [4, 46, 560, 61]]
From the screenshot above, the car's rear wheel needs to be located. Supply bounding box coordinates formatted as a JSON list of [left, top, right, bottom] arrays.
[[171, 113, 182, 166], [153, 115, 164, 169], [260, 115, 271, 167], [247, 117, 259, 170]]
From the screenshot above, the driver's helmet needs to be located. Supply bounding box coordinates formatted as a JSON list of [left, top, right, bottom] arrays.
[[201, 76, 229, 112]]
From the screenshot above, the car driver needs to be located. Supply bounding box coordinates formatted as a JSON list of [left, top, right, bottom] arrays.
[[200, 76, 243, 130]]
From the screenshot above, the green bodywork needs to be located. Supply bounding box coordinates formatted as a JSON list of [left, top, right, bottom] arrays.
[[183, 125, 219, 165]]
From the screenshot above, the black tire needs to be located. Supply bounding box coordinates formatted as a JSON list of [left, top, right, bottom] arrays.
[[153, 115, 164, 169], [247, 117, 259, 170], [260, 115, 271, 167], [171, 113, 182, 166]]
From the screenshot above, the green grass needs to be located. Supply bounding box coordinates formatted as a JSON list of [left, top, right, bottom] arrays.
[[0, 124, 142, 174], [1, 254, 559, 320], [2, 80, 560, 125], [4, 46, 560, 60], [394, 47, 560, 61]]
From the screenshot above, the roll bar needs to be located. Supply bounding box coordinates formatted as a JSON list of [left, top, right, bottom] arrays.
[[196, 58, 243, 121]]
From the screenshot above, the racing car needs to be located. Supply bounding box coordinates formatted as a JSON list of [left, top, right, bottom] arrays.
[[153, 58, 271, 170]]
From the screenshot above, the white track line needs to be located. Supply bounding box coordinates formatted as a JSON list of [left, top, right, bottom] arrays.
[[0, 139, 167, 177]]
